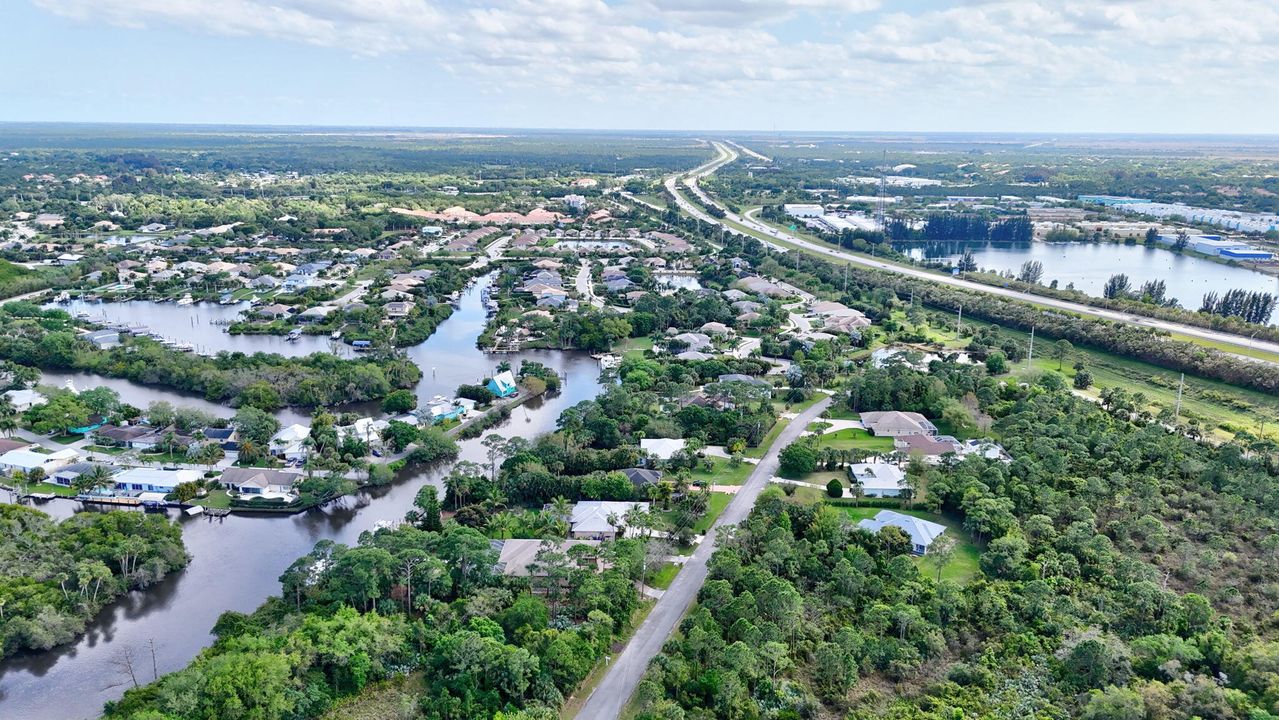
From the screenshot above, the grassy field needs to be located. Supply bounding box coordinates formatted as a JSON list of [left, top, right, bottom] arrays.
[[836, 505, 981, 583], [618, 336, 653, 360], [648, 562, 681, 590], [320, 672, 421, 720], [814, 427, 894, 452], [35, 482, 79, 497], [196, 488, 232, 509], [688, 455, 753, 486]]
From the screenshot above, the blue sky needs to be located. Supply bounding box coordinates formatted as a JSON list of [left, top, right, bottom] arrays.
[[4, 0, 1277, 133]]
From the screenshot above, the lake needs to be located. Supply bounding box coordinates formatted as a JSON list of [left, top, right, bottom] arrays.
[[897, 241, 1279, 310], [0, 276, 605, 719]]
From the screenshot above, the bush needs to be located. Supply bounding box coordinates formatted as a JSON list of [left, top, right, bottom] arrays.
[[779, 441, 818, 476], [826, 479, 844, 498]]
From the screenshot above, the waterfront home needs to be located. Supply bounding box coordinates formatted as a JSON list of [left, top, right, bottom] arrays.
[[567, 501, 650, 540], [255, 303, 293, 320], [51, 462, 115, 488], [491, 539, 603, 577], [0, 438, 30, 455], [384, 301, 413, 319], [860, 411, 937, 437], [270, 424, 311, 462], [487, 370, 518, 399], [847, 463, 907, 497], [251, 275, 281, 290], [114, 467, 201, 494], [94, 424, 154, 448], [0, 447, 80, 475], [296, 306, 335, 323], [670, 332, 712, 353], [427, 399, 465, 424], [219, 467, 300, 500], [857, 510, 947, 555], [201, 427, 239, 451], [640, 437, 686, 462], [5, 387, 45, 411]]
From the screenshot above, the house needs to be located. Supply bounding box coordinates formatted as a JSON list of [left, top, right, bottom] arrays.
[[959, 439, 1012, 463], [296, 306, 335, 323], [114, 467, 201, 494], [251, 275, 281, 289], [94, 424, 154, 448], [859, 411, 937, 437], [0, 447, 79, 475], [717, 373, 771, 387], [847, 463, 907, 497], [139, 222, 168, 233], [700, 322, 733, 337], [84, 329, 121, 348], [567, 501, 650, 540], [491, 539, 603, 577], [5, 388, 46, 411], [640, 438, 686, 461], [49, 462, 113, 487], [894, 434, 963, 462], [671, 332, 712, 353], [487, 371, 518, 399], [270, 424, 311, 462], [0, 438, 31, 455], [384, 301, 413, 319], [219, 467, 301, 500], [621, 467, 663, 489], [201, 427, 239, 451], [427, 399, 465, 424], [57, 253, 84, 266], [857, 510, 947, 555], [674, 350, 713, 361]]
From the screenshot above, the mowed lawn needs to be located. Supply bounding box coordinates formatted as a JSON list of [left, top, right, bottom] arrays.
[[689, 455, 753, 486], [837, 505, 981, 583], [815, 428, 895, 452]]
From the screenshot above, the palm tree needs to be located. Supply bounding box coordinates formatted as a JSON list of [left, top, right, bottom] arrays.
[[486, 512, 515, 539], [74, 465, 113, 496]]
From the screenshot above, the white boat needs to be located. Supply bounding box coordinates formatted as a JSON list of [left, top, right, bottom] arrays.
[[176, 295, 194, 306], [330, 330, 342, 340], [286, 329, 303, 342]]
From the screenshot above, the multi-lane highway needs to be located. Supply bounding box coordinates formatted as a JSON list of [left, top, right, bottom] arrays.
[[668, 141, 1279, 364]]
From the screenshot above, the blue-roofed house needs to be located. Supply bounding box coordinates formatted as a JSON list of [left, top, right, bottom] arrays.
[[427, 400, 465, 424], [487, 370, 518, 398], [857, 510, 947, 555]]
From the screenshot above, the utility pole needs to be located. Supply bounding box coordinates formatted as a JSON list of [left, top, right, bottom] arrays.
[[956, 304, 962, 335], [1174, 373, 1185, 421], [1026, 326, 1035, 370]]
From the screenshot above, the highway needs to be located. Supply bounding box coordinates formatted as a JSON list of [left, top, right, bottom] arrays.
[[668, 141, 1279, 364], [573, 395, 833, 720]]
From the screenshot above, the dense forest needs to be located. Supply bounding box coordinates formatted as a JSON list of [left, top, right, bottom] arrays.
[[102, 517, 644, 720], [0, 506, 187, 659], [633, 365, 1279, 720]]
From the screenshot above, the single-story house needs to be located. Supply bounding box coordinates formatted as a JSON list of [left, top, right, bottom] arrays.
[[567, 501, 651, 540], [640, 438, 687, 461], [490, 538, 603, 577], [0, 438, 31, 455], [5, 388, 45, 411], [50, 462, 114, 488], [859, 411, 937, 437], [427, 400, 465, 424], [114, 467, 202, 494], [621, 467, 663, 489], [94, 424, 154, 448], [847, 463, 907, 497], [256, 303, 293, 319], [894, 434, 963, 462], [296, 306, 335, 323], [201, 427, 239, 451], [0, 447, 80, 475], [487, 371, 518, 399], [857, 510, 947, 555], [220, 467, 301, 499], [959, 439, 1012, 463], [671, 332, 712, 353], [717, 373, 770, 387]]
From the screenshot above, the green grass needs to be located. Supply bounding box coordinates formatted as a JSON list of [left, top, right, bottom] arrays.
[[688, 455, 753, 486], [34, 482, 79, 497], [823, 406, 861, 421], [696, 492, 733, 533], [84, 444, 126, 456], [195, 488, 232, 509], [836, 505, 981, 583], [618, 336, 653, 360], [648, 562, 681, 590], [48, 434, 82, 445], [814, 427, 895, 452], [138, 451, 193, 465], [744, 417, 788, 458]]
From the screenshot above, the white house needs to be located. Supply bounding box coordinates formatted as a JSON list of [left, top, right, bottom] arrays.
[[848, 463, 907, 497], [270, 424, 311, 462], [220, 467, 301, 500], [0, 447, 80, 475], [640, 438, 687, 461], [113, 467, 201, 494], [857, 510, 947, 555], [5, 388, 46, 411], [567, 501, 650, 540]]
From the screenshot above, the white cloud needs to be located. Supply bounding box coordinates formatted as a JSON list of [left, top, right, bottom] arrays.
[[28, 0, 1279, 122]]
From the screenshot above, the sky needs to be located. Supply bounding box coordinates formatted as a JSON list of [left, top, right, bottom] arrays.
[[3, 0, 1278, 133]]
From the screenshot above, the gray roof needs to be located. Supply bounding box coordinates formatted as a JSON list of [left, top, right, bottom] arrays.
[[858, 510, 946, 549]]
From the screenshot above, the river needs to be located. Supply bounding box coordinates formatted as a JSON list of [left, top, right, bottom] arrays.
[[897, 241, 1279, 310], [0, 277, 605, 719]]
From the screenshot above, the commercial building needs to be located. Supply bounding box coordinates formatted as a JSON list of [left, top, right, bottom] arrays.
[[783, 204, 824, 218]]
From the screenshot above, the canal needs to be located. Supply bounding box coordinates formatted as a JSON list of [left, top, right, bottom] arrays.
[[898, 240, 1279, 310], [0, 277, 605, 719]]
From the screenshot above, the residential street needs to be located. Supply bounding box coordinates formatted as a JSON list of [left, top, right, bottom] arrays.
[[574, 394, 833, 719]]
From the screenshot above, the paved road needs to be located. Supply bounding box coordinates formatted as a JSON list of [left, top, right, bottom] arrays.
[[574, 395, 833, 719], [668, 142, 1279, 364]]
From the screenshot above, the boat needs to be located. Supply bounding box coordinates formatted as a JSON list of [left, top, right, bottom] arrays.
[[286, 329, 303, 342], [330, 330, 342, 340], [176, 295, 194, 306], [54, 291, 70, 303], [174, 342, 195, 352]]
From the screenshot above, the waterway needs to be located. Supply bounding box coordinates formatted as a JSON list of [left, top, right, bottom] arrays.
[[897, 241, 1279, 309], [49, 299, 351, 358], [0, 277, 605, 719]]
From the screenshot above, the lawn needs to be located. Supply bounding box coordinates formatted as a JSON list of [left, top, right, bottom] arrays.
[[34, 482, 79, 497], [618, 336, 653, 360], [688, 455, 753, 486], [823, 405, 861, 421], [48, 434, 83, 445], [195, 488, 232, 510], [84, 444, 126, 456], [774, 391, 823, 414], [138, 451, 195, 465], [695, 492, 732, 533], [647, 562, 681, 590], [836, 505, 981, 583], [815, 428, 895, 452]]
